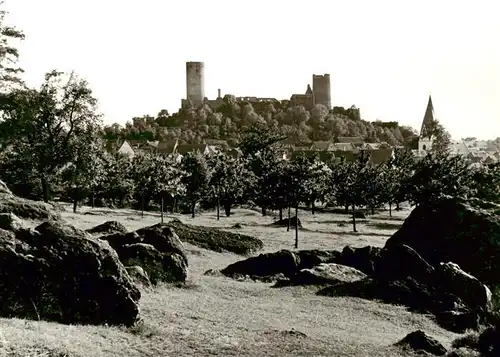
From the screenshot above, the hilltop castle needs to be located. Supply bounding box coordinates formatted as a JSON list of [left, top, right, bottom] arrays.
[[180, 61, 336, 112]]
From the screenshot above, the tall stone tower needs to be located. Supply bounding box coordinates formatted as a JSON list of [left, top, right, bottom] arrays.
[[186, 61, 205, 107], [312, 74, 331, 110]]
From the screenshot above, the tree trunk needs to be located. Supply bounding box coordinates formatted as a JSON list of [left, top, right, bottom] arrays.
[[262, 207, 267, 216], [224, 202, 231, 217], [389, 202, 392, 217], [279, 208, 283, 221], [216, 196, 220, 220], [352, 203, 357, 232], [287, 206, 291, 232], [161, 196, 164, 224], [41, 177, 50, 203], [172, 196, 177, 214], [371, 206, 375, 215], [345, 204, 349, 214], [311, 200, 315, 215], [72, 187, 78, 213], [141, 194, 144, 218], [396, 202, 400, 211], [191, 202, 196, 218], [294, 204, 299, 249], [91, 193, 95, 208]]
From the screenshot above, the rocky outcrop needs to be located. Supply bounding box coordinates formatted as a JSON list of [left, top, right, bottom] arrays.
[[86, 221, 128, 235], [394, 330, 447, 356], [276, 263, 366, 287], [166, 219, 263, 255], [384, 197, 500, 287], [100, 224, 188, 284], [210, 249, 341, 282], [0, 221, 141, 326]]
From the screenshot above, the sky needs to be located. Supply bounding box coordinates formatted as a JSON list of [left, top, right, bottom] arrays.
[[5, 0, 500, 140]]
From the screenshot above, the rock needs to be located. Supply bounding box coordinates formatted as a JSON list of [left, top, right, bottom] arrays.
[[87, 221, 128, 235], [220, 250, 300, 280], [100, 224, 189, 284], [477, 326, 500, 357], [120, 243, 187, 284], [232, 223, 242, 229], [0, 221, 140, 326], [0, 213, 24, 231], [339, 246, 382, 274], [272, 216, 302, 228], [166, 219, 263, 255], [126, 265, 152, 287], [447, 348, 481, 357], [0, 194, 61, 221], [0, 180, 12, 195], [435, 262, 492, 313], [278, 263, 366, 287], [375, 244, 435, 283], [295, 249, 341, 269], [385, 197, 500, 287], [395, 330, 447, 356], [435, 310, 479, 334]]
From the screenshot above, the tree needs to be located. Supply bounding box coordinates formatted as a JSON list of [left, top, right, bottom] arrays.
[[61, 123, 106, 212], [406, 151, 474, 206], [207, 153, 255, 218], [0, 70, 101, 201], [428, 119, 451, 153], [470, 162, 500, 203], [180, 152, 211, 218], [0, 2, 25, 90]]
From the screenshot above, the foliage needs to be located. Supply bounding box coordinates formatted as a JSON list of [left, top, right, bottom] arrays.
[[180, 151, 211, 217], [0, 71, 101, 201], [0, 2, 25, 90]]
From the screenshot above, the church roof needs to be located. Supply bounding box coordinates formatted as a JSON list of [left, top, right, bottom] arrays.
[[420, 95, 435, 138]]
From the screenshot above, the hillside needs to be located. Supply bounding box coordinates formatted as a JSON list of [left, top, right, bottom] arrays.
[[103, 103, 420, 148]]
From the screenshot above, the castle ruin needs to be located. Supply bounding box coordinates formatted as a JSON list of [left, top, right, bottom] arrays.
[[184, 61, 205, 108], [181, 61, 334, 112]]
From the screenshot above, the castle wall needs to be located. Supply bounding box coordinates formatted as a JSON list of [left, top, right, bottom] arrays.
[[312, 74, 331, 109], [290, 93, 315, 110], [186, 62, 205, 107]]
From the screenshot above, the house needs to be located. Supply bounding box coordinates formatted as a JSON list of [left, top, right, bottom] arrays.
[[364, 148, 395, 165], [116, 140, 135, 158], [310, 141, 335, 151], [336, 136, 365, 147]]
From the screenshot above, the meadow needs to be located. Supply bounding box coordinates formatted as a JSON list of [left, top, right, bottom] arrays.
[[0, 205, 461, 357]]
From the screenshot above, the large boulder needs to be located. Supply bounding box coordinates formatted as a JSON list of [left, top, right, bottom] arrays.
[[385, 197, 500, 287], [435, 262, 492, 313], [119, 243, 188, 284], [338, 246, 382, 275], [100, 224, 188, 284], [394, 330, 447, 356], [211, 249, 342, 282], [0, 221, 141, 326], [86, 221, 128, 235], [166, 219, 263, 255], [219, 250, 300, 281], [0, 181, 61, 221], [0, 212, 24, 231], [278, 263, 367, 287], [374, 244, 435, 284]]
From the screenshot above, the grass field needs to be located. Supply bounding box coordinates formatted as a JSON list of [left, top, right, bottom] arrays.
[[0, 205, 462, 356]]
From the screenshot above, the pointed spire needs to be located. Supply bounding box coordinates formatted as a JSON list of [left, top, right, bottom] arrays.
[[420, 95, 435, 138], [305, 84, 313, 95]]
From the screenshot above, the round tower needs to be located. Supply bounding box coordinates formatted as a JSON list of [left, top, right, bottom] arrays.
[[186, 62, 205, 107], [312, 74, 331, 110]]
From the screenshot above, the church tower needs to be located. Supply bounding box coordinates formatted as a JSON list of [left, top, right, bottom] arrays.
[[418, 95, 435, 153]]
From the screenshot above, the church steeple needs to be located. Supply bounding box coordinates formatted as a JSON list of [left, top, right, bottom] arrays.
[[420, 95, 435, 138], [305, 84, 313, 95]]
